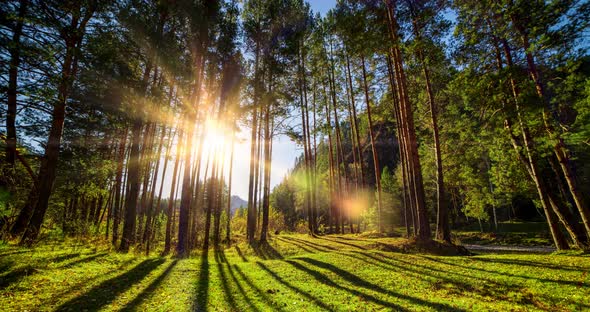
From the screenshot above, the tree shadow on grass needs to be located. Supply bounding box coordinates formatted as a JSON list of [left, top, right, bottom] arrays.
[[49, 253, 81, 264], [220, 252, 260, 312], [55, 258, 165, 311], [297, 257, 465, 311], [0, 252, 105, 290], [364, 253, 590, 310], [252, 240, 283, 260], [282, 236, 336, 252], [346, 252, 521, 305], [193, 251, 210, 312], [214, 249, 237, 309], [58, 252, 108, 269], [256, 261, 333, 311], [232, 263, 286, 311], [284, 259, 410, 311], [423, 256, 590, 288], [121, 259, 178, 311], [234, 246, 248, 262], [0, 265, 37, 290], [317, 236, 367, 250], [0, 249, 33, 258], [275, 237, 316, 253]]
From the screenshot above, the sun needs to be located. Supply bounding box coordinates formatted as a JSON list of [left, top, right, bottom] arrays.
[[200, 119, 233, 162]]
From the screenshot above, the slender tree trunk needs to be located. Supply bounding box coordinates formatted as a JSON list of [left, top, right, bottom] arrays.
[[247, 39, 262, 243], [203, 155, 217, 251], [298, 47, 313, 234], [311, 83, 318, 232], [260, 89, 272, 242], [112, 126, 128, 245], [163, 129, 182, 254], [225, 136, 235, 244], [20, 8, 94, 244], [361, 56, 384, 233], [385, 1, 430, 240], [151, 126, 176, 244], [323, 85, 336, 233], [345, 54, 365, 188], [512, 20, 590, 239], [177, 53, 209, 253], [247, 106, 259, 243], [137, 122, 156, 242], [144, 124, 168, 254], [386, 54, 411, 237], [254, 107, 263, 233], [344, 62, 360, 194], [176, 118, 194, 256], [329, 44, 346, 233], [494, 37, 571, 249], [119, 119, 143, 251], [421, 58, 449, 242], [5, 0, 28, 166], [213, 142, 227, 247]]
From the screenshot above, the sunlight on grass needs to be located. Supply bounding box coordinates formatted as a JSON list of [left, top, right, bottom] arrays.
[[1, 234, 589, 311]]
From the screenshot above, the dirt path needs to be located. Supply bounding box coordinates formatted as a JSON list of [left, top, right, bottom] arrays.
[[464, 244, 556, 254]]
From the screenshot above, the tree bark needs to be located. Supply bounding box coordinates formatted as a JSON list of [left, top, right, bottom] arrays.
[[112, 126, 128, 245], [260, 85, 272, 242], [163, 128, 182, 255], [5, 0, 28, 166], [384, 1, 430, 240], [20, 6, 95, 244], [361, 56, 384, 233]]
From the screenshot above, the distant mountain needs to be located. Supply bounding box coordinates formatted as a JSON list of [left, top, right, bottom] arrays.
[[230, 195, 247, 215]]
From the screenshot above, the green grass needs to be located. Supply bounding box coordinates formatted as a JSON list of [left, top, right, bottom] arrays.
[[1, 234, 589, 311]]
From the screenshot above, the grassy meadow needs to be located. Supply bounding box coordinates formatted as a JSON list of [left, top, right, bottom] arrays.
[[1, 233, 589, 311]]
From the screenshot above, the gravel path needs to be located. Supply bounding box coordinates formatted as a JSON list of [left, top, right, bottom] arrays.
[[464, 244, 556, 254]]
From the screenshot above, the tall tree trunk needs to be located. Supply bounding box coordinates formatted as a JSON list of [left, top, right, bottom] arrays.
[[176, 119, 194, 256], [421, 57, 449, 242], [119, 120, 143, 251], [344, 62, 360, 193], [20, 7, 95, 244], [361, 56, 384, 233], [203, 156, 217, 251], [144, 124, 168, 254], [247, 106, 259, 243], [254, 107, 263, 233], [323, 85, 336, 233], [225, 136, 235, 244], [329, 44, 346, 233], [298, 46, 313, 234], [5, 0, 28, 166], [385, 1, 430, 240], [311, 83, 318, 232], [386, 54, 411, 238], [345, 54, 365, 188], [163, 128, 182, 254], [151, 126, 176, 245], [511, 18, 590, 239], [493, 37, 571, 249], [213, 144, 227, 247], [112, 126, 128, 245], [176, 52, 208, 254], [137, 122, 156, 242], [260, 91, 272, 242]]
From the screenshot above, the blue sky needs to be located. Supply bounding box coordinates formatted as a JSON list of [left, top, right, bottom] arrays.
[[310, 0, 337, 16], [229, 0, 338, 199]]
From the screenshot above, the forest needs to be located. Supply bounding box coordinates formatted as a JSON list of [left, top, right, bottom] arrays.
[[1, 0, 590, 310]]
